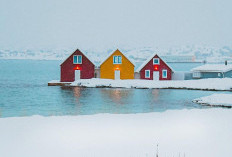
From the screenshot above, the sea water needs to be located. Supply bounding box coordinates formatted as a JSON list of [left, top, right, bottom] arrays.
[[0, 60, 227, 118]]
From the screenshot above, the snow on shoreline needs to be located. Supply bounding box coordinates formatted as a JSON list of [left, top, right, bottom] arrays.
[[0, 109, 232, 157], [67, 78, 232, 91], [193, 94, 232, 107]]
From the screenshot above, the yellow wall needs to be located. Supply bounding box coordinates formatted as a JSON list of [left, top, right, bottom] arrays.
[[100, 49, 134, 79]]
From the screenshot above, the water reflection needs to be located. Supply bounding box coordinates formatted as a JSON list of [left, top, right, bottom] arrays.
[[100, 88, 132, 105], [73, 87, 82, 101], [99, 88, 135, 114], [59, 86, 87, 115], [152, 89, 160, 101], [56, 86, 212, 116]]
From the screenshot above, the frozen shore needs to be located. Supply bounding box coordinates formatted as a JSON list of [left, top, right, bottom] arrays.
[[66, 78, 232, 91], [0, 109, 231, 157], [193, 94, 232, 107]]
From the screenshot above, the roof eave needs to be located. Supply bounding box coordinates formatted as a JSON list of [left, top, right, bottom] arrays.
[[99, 49, 135, 67], [136, 53, 174, 72], [60, 48, 95, 66], [192, 70, 226, 73]]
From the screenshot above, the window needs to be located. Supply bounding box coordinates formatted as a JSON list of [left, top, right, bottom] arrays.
[[73, 55, 82, 64], [162, 70, 167, 78], [218, 73, 221, 77], [113, 56, 122, 64], [193, 72, 201, 78], [153, 58, 160, 65], [118, 56, 122, 64], [145, 70, 150, 78]]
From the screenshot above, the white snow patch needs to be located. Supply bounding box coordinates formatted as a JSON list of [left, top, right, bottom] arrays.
[[0, 109, 232, 157], [193, 94, 232, 107], [69, 78, 232, 91], [48, 80, 60, 83]]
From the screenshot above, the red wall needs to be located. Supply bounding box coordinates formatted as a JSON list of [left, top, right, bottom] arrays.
[[140, 55, 172, 80], [60, 49, 95, 82]]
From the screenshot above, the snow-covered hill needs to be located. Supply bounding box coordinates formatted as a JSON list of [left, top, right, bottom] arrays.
[[1, 45, 232, 65]]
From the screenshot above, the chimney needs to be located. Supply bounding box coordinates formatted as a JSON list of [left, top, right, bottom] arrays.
[[225, 60, 228, 65]]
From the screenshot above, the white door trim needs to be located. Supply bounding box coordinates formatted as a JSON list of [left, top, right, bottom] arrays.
[[114, 70, 120, 80], [75, 70, 81, 80], [153, 71, 159, 80]]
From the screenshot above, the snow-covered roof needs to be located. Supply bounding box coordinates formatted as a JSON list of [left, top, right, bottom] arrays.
[[99, 49, 135, 67], [191, 64, 232, 72], [135, 53, 173, 72], [60, 49, 95, 66]]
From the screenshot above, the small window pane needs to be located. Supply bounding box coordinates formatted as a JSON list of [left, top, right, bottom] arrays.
[[145, 70, 150, 78], [113, 56, 118, 64], [193, 72, 201, 78], [78, 55, 82, 63], [162, 70, 167, 78], [153, 58, 160, 65], [118, 56, 122, 63], [73, 56, 78, 64]]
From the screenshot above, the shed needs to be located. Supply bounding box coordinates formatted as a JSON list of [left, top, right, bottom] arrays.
[[191, 64, 232, 79], [136, 54, 173, 80], [60, 49, 95, 82]]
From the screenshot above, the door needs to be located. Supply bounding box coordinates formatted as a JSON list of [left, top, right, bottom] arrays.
[[114, 70, 120, 80], [75, 70, 81, 80], [153, 71, 159, 80]]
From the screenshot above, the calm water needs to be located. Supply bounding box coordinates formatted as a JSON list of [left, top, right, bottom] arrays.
[[0, 60, 227, 118]]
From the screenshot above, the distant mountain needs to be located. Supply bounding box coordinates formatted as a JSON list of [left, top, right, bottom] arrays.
[[1, 45, 232, 64]]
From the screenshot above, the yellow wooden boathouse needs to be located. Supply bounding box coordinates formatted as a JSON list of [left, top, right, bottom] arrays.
[[100, 49, 134, 79]]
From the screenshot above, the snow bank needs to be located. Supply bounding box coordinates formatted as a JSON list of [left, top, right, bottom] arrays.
[[48, 80, 61, 83], [0, 109, 232, 157], [70, 78, 232, 91], [193, 94, 232, 107]]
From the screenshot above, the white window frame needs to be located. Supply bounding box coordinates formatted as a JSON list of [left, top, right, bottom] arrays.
[[162, 69, 167, 78], [113, 55, 122, 64], [118, 56, 122, 64], [193, 72, 201, 78], [153, 58, 160, 65], [145, 70, 150, 78], [113, 56, 118, 64], [73, 55, 82, 64]]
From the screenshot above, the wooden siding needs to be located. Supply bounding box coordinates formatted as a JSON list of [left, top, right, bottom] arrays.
[[139, 55, 172, 80], [100, 49, 134, 79], [60, 49, 95, 82]]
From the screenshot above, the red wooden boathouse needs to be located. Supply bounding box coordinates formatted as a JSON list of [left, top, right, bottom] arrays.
[[60, 49, 95, 82], [136, 54, 173, 80]]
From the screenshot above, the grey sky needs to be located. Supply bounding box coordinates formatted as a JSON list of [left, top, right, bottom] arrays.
[[0, 0, 232, 49]]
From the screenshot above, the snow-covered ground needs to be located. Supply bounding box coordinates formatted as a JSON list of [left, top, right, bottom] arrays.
[[193, 94, 232, 107], [0, 109, 231, 157], [66, 78, 232, 91]]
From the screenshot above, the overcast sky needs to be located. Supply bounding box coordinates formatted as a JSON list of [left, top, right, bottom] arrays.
[[0, 0, 232, 49]]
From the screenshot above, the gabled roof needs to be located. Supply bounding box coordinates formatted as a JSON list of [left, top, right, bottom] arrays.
[[135, 53, 173, 72], [191, 64, 232, 72], [60, 49, 95, 66], [99, 49, 135, 67]]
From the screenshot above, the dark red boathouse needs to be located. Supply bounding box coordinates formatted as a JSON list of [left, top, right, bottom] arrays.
[[136, 54, 173, 80], [60, 49, 95, 82]]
